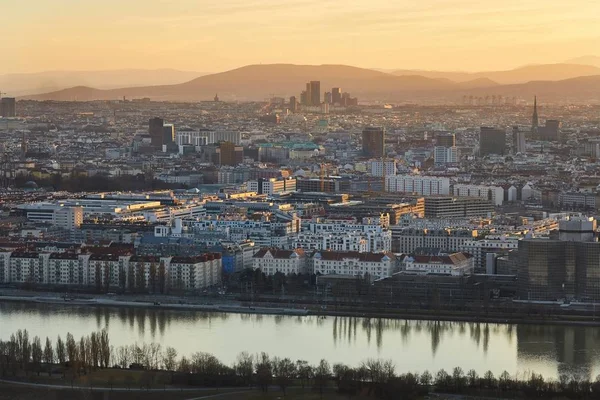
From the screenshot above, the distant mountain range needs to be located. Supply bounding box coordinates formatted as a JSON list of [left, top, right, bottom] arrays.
[[391, 63, 600, 84], [0, 69, 206, 97], [18, 62, 600, 103]]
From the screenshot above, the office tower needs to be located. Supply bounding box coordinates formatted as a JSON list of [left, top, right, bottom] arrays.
[[332, 88, 342, 105], [540, 119, 561, 142], [309, 81, 320, 106], [289, 96, 297, 112], [149, 117, 164, 148], [362, 126, 385, 158], [218, 141, 243, 166], [300, 91, 308, 106], [324, 92, 332, 105], [305, 83, 312, 106], [0, 97, 16, 117], [531, 96, 538, 134], [479, 127, 506, 156], [518, 218, 600, 301], [434, 133, 457, 165], [512, 126, 526, 154], [163, 124, 175, 145]]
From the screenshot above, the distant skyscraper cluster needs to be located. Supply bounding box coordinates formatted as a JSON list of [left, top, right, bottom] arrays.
[[296, 81, 357, 110]]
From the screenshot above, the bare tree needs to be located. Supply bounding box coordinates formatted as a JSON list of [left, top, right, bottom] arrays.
[[234, 352, 254, 386], [43, 337, 54, 376], [255, 352, 272, 393], [31, 336, 43, 376], [56, 335, 66, 365], [99, 329, 110, 368], [314, 359, 331, 397], [296, 360, 312, 390], [162, 347, 178, 371], [274, 357, 296, 395]]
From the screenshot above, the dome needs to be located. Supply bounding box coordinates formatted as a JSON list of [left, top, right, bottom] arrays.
[[24, 181, 38, 189]]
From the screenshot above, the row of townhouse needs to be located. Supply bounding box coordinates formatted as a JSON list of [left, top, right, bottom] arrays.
[[390, 227, 478, 253], [290, 230, 392, 253], [0, 251, 221, 290], [252, 248, 396, 281]]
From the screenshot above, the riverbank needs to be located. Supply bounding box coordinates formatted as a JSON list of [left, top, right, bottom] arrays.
[[2, 290, 600, 327]]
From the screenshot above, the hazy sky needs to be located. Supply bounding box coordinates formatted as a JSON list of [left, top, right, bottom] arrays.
[[2, 0, 599, 74]]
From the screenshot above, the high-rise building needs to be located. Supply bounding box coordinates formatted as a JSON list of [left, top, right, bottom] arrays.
[[300, 91, 308, 106], [332, 88, 342, 105], [304, 83, 312, 106], [324, 92, 332, 105], [218, 141, 244, 166], [531, 96, 539, 134], [362, 127, 385, 158], [539, 120, 561, 142], [0, 97, 16, 118], [512, 126, 526, 154], [149, 117, 164, 148], [518, 217, 600, 301], [163, 124, 175, 145], [479, 127, 506, 156], [434, 133, 458, 165], [289, 96, 297, 112], [309, 81, 320, 106]]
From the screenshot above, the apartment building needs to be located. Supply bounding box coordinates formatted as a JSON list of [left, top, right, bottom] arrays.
[[252, 248, 306, 275], [311, 251, 396, 281]]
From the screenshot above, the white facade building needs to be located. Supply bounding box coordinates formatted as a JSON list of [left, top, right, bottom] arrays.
[[402, 253, 474, 276], [370, 160, 397, 177], [386, 175, 450, 195], [311, 251, 396, 281], [434, 146, 458, 165], [453, 184, 505, 206], [252, 248, 307, 275]]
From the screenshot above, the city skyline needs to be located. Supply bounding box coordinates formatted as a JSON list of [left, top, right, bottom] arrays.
[[2, 0, 600, 74]]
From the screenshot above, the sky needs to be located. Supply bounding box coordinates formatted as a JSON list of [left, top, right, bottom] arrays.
[[2, 0, 600, 74]]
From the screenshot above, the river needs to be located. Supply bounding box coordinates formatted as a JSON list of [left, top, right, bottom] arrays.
[[1, 302, 599, 380]]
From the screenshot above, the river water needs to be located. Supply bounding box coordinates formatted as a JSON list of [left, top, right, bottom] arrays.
[[1, 302, 599, 381]]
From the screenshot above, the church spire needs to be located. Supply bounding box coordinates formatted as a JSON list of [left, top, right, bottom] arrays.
[[531, 95, 539, 134]]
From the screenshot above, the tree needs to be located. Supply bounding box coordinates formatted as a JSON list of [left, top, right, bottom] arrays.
[[79, 336, 88, 374], [435, 369, 451, 391], [274, 357, 296, 395], [31, 336, 43, 376], [420, 370, 432, 387], [234, 352, 254, 386], [178, 356, 191, 373], [255, 352, 272, 393], [296, 360, 312, 390], [452, 366, 465, 392], [467, 369, 478, 388], [116, 346, 131, 369], [56, 335, 66, 365], [499, 370, 511, 391], [314, 359, 331, 397], [43, 337, 54, 376], [163, 347, 178, 371], [99, 330, 110, 368], [483, 370, 496, 389]]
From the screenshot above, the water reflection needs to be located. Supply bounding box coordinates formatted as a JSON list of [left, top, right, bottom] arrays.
[[1, 302, 599, 379]]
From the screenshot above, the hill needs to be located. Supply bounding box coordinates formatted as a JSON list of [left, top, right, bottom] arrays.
[[565, 56, 600, 68], [392, 63, 600, 84], [0, 69, 206, 96], [22, 64, 456, 102]]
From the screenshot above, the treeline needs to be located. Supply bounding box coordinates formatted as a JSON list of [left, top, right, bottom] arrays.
[[3, 329, 600, 399], [14, 173, 186, 192]]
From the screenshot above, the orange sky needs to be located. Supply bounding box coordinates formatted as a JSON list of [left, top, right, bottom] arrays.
[[2, 0, 599, 74]]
